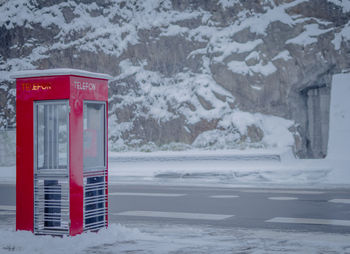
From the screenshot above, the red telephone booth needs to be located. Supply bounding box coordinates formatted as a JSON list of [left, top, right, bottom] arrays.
[[11, 69, 111, 236]]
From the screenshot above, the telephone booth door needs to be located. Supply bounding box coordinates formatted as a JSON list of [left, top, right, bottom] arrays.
[[33, 100, 70, 235], [83, 101, 107, 231]]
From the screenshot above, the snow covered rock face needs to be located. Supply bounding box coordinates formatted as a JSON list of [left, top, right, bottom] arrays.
[[0, 0, 349, 157]]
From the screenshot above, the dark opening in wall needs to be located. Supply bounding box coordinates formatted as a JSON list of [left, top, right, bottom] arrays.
[[300, 84, 330, 158]]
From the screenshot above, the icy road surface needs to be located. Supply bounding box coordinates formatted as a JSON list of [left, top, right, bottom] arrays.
[[1, 183, 350, 253]]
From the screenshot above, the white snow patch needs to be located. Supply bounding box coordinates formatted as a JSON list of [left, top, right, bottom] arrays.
[[191, 110, 294, 150], [286, 23, 332, 46], [227, 60, 277, 76], [272, 50, 292, 61], [240, 0, 308, 35], [245, 51, 260, 62], [0, 224, 151, 254], [113, 60, 234, 126], [213, 39, 263, 62], [10, 68, 112, 80], [192, 129, 242, 149], [218, 0, 240, 9], [160, 25, 189, 37], [332, 21, 350, 50], [0, 221, 349, 253], [250, 85, 263, 91], [218, 111, 294, 148]]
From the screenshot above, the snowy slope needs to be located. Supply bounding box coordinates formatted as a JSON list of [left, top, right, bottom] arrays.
[[0, 0, 349, 155]]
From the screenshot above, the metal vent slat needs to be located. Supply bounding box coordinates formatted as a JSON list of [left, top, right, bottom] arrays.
[[83, 169, 107, 232], [34, 175, 69, 235]]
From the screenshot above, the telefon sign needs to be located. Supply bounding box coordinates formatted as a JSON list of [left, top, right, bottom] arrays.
[[74, 81, 96, 91], [22, 82, 52, 91]]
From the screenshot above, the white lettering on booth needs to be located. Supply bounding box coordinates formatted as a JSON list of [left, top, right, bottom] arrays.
[[74, 81, 96, 91]]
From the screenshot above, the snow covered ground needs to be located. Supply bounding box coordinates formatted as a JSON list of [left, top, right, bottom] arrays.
[[0, 148, 349, 187], [107, 147, 350, 188], [0, 220, 349, 254]]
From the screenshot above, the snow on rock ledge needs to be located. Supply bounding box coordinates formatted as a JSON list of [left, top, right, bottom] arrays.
[[0, 0, 349, 156]]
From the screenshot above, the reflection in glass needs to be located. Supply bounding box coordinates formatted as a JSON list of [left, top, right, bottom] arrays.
[[37, 103, 68, 170], [83, 102, 105, 171]]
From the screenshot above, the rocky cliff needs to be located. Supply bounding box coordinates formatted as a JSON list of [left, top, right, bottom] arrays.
[[0, 0, 349, 157]]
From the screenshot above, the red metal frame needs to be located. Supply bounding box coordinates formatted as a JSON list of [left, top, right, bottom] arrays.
[[15, 70, 109, 236]]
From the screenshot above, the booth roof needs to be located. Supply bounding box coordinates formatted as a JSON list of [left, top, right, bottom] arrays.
[[10, 68, 113, 80]]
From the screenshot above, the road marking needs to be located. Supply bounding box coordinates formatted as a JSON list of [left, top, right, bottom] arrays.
[[109, 192, 186, 197], [329, 199, 350, 204], [210, 195, 239, 199], [240, 190, 324, 195], [266, 217, 350, 227], [268, 197, 299, 201], [0, 205, 15, 210], [112, 211, 234, 221]]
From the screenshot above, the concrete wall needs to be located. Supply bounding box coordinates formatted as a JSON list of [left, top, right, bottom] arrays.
[[306, 86, 330, 158], [327, 73, 350, 159], [0, 130, 15, 166]]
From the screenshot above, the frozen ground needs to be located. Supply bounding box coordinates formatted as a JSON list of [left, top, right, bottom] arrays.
[[0, 219, 349, 254], [106, 149, 350, 188]]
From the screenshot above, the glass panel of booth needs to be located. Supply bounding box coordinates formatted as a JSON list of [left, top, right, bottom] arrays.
[[34, 100, 69, 173], [33, 100, 70, 234], [82, 101, 107, 231], [83, 101, 106, 172]]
